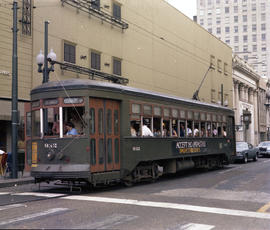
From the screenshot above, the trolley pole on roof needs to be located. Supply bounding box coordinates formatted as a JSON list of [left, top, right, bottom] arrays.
[[11, 1, 18, 179]]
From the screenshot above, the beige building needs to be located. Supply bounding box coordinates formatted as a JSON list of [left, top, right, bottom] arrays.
[[0, 0, 233, 152], [33, 0, 233, 103], [0, 0, 33, 152]]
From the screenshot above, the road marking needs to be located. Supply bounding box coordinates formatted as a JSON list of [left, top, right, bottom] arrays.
[[0, 208, 69, 226], [262, 159, 270, 163], [0, 192, 10, 195], [62, 195, 270, 220], [258, 202, 270, 213], [179, 223, 215, 230], [218, 166, 242, 174], [78, 214, 138, 229], [15, 192, 66, 198], [0, 204, 25, 211]]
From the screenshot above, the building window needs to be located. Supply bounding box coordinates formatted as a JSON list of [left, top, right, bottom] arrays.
[[217, 59, 222, 72], [261, 3, 265, 11], [234, 16, 238, 23], [225, 39, 230, 44], [262, 46, 267, 52], [261, 13, 266, 21], [234, 46, 239, 52], [91, 0, 100, 10], [252, 24, 257, 32], [200, 19, 204, 25], [243, 25, 247, 32], [113, 2, 121, 20], [252, 45, 257, 52], [207, 18, 212, 26], [22, 0, 32, 36], [251, 3, 256, 11], [225, 7, 229, 13], [208, 28, 212, 33], [216, 8, 221, 14], [225, 26, 230, 33], [208, 0, 212, 5], [216, 0, 220, 4], [207, 9, 212, 15], [234, 6, 238, 13], [252, 34, 257, 42], [216, 27, 221, 34], [113, 58, 121, 76], [261, 24, 266, 31], [242, 15, 247, 22], [234, 36, 239, 43], [216, 17, 221, 24], [243, 35, 248, 43], [234, 26, 238, 33], [243, 45, 248, 52], [64, 42, 76, 64], [91, 51, 101, 70], [261, 34, 266, 41], [252, 14, 256, 22]]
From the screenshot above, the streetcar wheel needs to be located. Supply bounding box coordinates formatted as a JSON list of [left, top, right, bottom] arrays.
[[123, 180, 134, 187]]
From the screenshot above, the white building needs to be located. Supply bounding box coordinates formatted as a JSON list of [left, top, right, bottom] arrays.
[[197, 0, 270, 79]]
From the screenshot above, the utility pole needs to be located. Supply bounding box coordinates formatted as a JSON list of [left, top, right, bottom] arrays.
[[11, 1, 18, 179]]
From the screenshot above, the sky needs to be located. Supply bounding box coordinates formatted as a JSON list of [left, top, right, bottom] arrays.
[[165, 0, 197, 19]]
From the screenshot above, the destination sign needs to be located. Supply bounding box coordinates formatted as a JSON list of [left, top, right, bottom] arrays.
[[173, 141, 207, 154]]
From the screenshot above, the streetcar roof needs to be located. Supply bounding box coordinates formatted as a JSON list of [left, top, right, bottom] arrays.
[[31, 79, 233, 112]]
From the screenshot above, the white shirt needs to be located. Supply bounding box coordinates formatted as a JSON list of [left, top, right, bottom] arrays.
[[142, 125, 153, 137], [0, 150, 5, 154]]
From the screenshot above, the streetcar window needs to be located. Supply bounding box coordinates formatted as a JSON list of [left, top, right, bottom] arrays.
[[107, 138, 112, 163], [154, 106, 161, 116], [43, 107, 58, 136], [99, 139, 104, 164], [153, 117, 161, 137], [180, 121, 186, 137], [63, 106, 85, 135], [130, 120, 140, 136], [115, 139, 120, 163], [180, 110, 186, 119], [223, 125, 227, 137], [32, 100, 40, 108], [143, 105, 152, 115], [162, 120, 170, 137], [32, 110, 41, 137], [201, 122, 206, 137], [44, 98, 58, 106], [194, 122, 200, 137], [187, 120, 193, 137], [114, 110, 119, 135], [107, 109, 112, 135], [98, 108, 103, 134], [90, 108, 95, 134], [90, 139, 96, 165], [172, 109, 178, 118], [212, 123, 218, 137], [172, 119, 178, 137], [206, 122, 212, 137], [132, 104, 141, 114]]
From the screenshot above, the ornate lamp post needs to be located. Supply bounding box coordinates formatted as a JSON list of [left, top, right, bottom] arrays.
[[242, 108, 251, 142], [36, 21, 56, 83]]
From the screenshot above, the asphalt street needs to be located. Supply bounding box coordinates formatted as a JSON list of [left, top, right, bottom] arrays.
[[0, 158, 270, 229]]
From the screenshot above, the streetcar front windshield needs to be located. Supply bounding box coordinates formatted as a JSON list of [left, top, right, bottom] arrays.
[[31, 97, 86, 138]]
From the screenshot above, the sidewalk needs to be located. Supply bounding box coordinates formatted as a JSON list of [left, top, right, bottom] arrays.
[[0, 171, 35, 188]]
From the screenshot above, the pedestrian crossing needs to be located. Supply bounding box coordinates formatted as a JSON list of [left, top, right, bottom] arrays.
[[0, 191, 269, 229]]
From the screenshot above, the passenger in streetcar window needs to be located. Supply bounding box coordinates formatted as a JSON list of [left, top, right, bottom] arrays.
[[180, 123, 185, 137], [223, 126, 227, 137], [130, 123, 137, 137], [194, 126, 199, 137], [212, 125, 218, 137], [154, 129, 161, 137], [65, 122, 78, 136], [52, 115, 60, 135], [142, 120, 153, 137]]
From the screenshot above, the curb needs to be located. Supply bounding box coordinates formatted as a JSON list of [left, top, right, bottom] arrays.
[[0, 178, 35, 188]]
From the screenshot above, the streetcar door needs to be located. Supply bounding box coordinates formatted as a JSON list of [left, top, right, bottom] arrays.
[[89, 98, 120, 172]]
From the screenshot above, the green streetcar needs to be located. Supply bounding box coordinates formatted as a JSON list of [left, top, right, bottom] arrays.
[[25, 79, 236, 187]]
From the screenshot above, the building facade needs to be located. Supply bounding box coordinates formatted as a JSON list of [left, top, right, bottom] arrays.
[[0, 0, 33, 153], [197, 0, 270, 79], [33, 0, 233, 105], [232, 55, 260, 145]]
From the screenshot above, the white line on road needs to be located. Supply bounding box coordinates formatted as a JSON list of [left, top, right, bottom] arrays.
[[14, 192, 66, 198], [62, 195, 270, 220], [0, 204, 25, 211], [0, 192, 10, 195], [179, 223, 215, 230], [0, 208, 69, 226]]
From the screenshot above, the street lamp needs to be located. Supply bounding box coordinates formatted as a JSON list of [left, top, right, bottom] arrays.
[[36, 21, 56, 84], [242, 108, 252, 129]]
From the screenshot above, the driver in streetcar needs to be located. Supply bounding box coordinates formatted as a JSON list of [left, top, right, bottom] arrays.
[[65, 122, 78, 136]]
